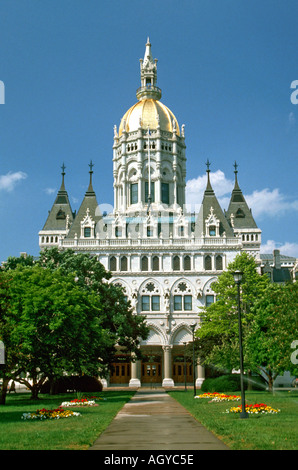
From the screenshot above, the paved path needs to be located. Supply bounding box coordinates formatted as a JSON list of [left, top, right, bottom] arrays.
[[89, 388, 229, 450]]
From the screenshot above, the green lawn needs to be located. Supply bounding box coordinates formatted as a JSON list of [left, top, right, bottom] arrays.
[[1, 389, 297, 450], [168, 389, 298, 450], [0, 390, 135, 450]]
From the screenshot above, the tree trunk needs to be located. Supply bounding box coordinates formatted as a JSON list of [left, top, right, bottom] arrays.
[[0, 377, 9, 405], [267, 369, 274, 392], [247, 370, 253, 390], [30, 383, 40, 400]]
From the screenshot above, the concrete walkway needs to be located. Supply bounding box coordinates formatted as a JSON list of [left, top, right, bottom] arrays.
[[89, 388, 229, 450]]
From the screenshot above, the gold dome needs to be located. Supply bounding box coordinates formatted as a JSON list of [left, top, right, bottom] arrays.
[[118, 99, 180, 137]]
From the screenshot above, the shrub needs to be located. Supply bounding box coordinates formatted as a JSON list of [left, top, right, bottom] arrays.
[[41, 376, 103, 394], [201, 374, 244, 392]]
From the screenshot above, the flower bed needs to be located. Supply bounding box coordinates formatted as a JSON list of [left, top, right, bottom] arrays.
[[195, 392, 240, 402], [226, 403, 280, 415], [22, 407, 81, 420], [60, 398, 97, 407]]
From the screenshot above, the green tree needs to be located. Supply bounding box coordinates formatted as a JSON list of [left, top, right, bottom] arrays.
[[197, 252, 270, 374], [37, 248, 149, 361], [1, 265, 105, 400], [246, 281, 298, 390], [0, 272, 18, 404], [2, 254, 35, 270], [1, 249, 148, 401]]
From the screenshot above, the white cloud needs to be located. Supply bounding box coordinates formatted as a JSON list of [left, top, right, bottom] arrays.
[[186, 171, 298, 218], [44, 187, 56, 195], [261, 240, 298, 257], [245, 188, 298, 219], [0, 171, 27, 192], [185, 170, 233, 211]]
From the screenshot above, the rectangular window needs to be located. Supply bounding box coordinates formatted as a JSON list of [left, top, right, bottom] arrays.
[[131, 183, 138, 204], [115, 226, 122, 238], [161, 183, 170, 204], [147, 226, 153, 237], [174, 295, 182, 311], [151, 295, 160, 311], [206, 295, 214, 307], [84, 227, 91, 237], [145, 181, 155, 203], [184, 295, 192, 311], [141, 295, 150, 311]]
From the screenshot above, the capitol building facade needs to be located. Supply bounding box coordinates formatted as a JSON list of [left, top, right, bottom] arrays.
[[39, 39, 262, 388]]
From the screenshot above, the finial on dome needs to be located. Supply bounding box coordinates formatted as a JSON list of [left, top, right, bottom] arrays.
[[137, 39, 161, 101]]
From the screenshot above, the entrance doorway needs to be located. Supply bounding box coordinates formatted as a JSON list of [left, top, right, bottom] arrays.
[[141, 355, 162, 383], [109, 356, 131, 384], [172, 356, 193, 383]]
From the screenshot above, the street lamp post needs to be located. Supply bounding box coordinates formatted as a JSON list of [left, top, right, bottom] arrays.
[[233, 270, 249, 419], [190, 323, 196, 397], [183, 342, 187, 391]]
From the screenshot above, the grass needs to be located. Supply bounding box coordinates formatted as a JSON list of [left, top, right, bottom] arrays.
[[0, 390, 135, 450], [168, 389, 298, 450], [1, 389, 297, 450]]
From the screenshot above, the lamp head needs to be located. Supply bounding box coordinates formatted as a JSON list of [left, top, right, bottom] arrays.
[[233, 270, 243, 284]]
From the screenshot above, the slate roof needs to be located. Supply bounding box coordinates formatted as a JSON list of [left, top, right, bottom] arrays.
[[225, 166, 258, 229], [66, 164, 102, 239], [42, 168, 75, 231], [194, 167, 234, 238]]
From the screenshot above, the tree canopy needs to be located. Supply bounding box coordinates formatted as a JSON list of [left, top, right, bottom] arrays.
[[197, 252, 270, 373], [246, 281, 298, 388], [0, 248, 148, 402]]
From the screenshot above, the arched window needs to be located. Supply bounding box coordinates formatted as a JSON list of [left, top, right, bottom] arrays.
[[205, 255, 212, 271], [120, 256, 128, 271], [183, 255, 191, 271], [141, 256, 148, 271], [173, 255, 180, 271], [152, 256, 159, 271], [110, 256, 117, 272], [215, 255, 223, 271]]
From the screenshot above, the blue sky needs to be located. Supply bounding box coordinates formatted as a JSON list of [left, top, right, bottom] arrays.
[[0, 0, 298, 261]]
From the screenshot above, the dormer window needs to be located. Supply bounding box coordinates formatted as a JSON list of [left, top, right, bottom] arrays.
[[84, 227, 91, 237], [209, 226, 216, 236], [81, 208, 95, 239], [205, 207, 220, 237]]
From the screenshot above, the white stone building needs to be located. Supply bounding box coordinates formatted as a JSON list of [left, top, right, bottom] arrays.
[[39, 39, 262, 388]]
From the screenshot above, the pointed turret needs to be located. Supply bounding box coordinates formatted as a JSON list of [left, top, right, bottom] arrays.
[[39, 164, 75, 249], [66, 161, 101, 240], [41, 164, 74, 232], [194, 161, 234, 238], [226, 162, 258, 230]]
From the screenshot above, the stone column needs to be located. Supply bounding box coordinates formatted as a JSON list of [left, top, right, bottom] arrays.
[[196, 362, 205, 389], [129, 355, 141, 387], [162, 345, 174, 387]]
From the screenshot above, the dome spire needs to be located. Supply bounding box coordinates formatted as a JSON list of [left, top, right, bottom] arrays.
[[137, 38, 161, 101]]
